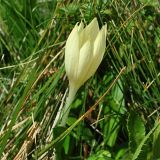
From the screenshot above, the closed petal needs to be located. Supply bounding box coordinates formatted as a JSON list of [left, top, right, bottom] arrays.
[[86, 25, 107, 80], [84, 18, 99, 43], [78, 22, 85, 48], [93, 25, 106, 56], [65, 24, 80, 81], [78, 21, 84, 32], [77, 40, 92, 86]]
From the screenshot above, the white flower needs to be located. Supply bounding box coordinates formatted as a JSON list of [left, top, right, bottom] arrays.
[[65, 17, 107, 92], [54, 18, 107, 127]]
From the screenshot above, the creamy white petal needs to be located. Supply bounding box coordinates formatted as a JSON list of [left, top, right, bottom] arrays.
[[93, 24, 106, 57], [79, 30, 85, 48], [78, 22, 85, 48], [77, 40, 92, 85], [85, 25, 106, 80], [84, 18, 99, 43], [78, 21, 84, 32], [65, 24, 80, 81]]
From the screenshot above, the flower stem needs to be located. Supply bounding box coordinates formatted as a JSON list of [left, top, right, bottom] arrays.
[[60, 85, 77, 126]]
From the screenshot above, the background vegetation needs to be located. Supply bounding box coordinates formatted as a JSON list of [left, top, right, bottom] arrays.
[[0, 0, 160, 159]]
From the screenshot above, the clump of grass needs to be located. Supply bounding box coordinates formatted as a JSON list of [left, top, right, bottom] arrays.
[[0, 0, 160, 159]]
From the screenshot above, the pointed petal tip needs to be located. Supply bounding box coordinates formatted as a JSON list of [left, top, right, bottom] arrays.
[[78, 21, 84, 32], [92, 17, 98, 22]]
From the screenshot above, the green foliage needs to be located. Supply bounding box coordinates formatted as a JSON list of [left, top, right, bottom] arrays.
[[87, 150, 112, 160], [127, 111, 146, 154], [132, 121, 159, 160], [0, 0, 160, 159], [152, 120, 160, 160]]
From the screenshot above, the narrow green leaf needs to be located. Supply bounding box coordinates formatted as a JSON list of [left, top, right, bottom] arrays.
[[127, 111, 146, 154], [152, 121, 160, 159], [132, 121, 160, 160]]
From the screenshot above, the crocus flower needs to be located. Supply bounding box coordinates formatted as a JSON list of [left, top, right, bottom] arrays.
[[55, 18, 106, 126]]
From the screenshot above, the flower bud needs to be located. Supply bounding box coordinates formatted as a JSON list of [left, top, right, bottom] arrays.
[[65, 18, 107, 92]]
